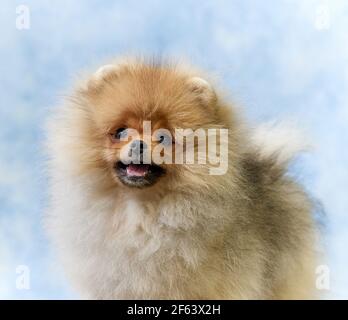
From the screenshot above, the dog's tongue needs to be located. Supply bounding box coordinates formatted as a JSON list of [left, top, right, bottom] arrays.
[[126, 164, 149, 177]]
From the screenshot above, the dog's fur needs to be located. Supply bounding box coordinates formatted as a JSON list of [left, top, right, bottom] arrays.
[[46, 58, 318, 299]]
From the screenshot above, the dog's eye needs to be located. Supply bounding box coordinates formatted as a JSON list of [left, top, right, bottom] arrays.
[[156, 132, 173, 146], [112, 128, 128, 141]]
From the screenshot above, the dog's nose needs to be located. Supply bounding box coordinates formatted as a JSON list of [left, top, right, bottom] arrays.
[[130, 140, 147, 155]]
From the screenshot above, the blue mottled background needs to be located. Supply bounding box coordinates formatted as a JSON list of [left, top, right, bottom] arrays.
[[0, 0, 347, 299]]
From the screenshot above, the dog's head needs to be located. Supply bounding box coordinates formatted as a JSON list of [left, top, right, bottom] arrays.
[[72, 59, 231, 190]]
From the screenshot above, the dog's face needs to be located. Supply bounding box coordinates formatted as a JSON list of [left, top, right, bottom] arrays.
[[79, 61, 228, 189]]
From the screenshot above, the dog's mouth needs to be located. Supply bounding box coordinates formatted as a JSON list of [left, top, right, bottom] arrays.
[[114, 161, 165, 188]]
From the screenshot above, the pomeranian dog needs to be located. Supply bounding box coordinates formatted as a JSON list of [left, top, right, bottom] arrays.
[[46, 57, 319, 299]]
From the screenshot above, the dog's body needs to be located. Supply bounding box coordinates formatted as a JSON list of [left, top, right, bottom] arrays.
[[46, 58, 318, 299]]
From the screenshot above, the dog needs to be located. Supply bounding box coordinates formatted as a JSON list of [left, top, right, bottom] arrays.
[[46, 57, 319, 299]]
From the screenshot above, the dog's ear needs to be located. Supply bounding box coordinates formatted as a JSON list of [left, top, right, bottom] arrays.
[[91, 64, 123, 86], [187, 77, 217, 107], [94, 64, 121, 81], [84, 63, 126, 94]]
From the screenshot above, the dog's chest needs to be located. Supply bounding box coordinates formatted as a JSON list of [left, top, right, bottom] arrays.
[[108, 198, 169, 258]]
